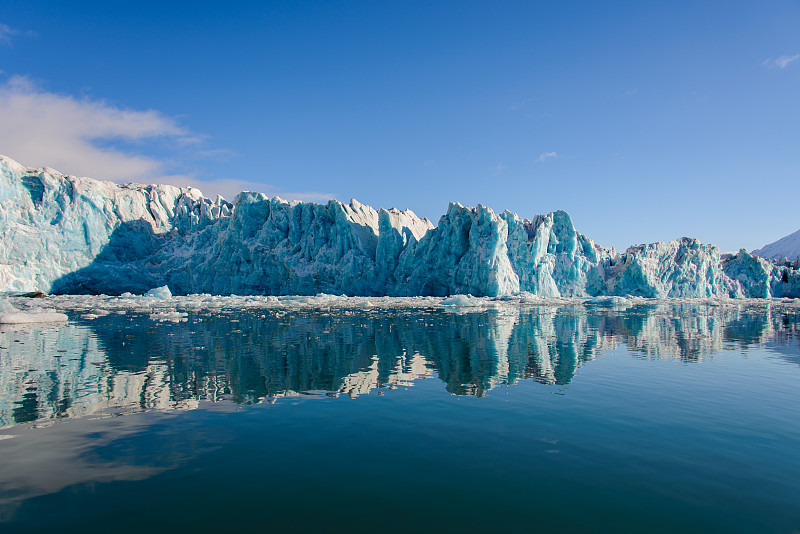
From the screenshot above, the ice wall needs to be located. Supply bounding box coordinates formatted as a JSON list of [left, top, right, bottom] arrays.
[[1, 155, 797, 298], [0, 155, 229, 294]]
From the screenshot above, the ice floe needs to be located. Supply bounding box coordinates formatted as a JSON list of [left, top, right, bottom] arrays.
[[0, 299, 68, 324]]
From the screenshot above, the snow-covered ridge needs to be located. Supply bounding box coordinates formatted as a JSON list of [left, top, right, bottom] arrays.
[[1, 155, 798, 298], [753, 228, 800, 263]]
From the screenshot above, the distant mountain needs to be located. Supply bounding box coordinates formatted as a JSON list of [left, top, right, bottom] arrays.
[[753, 229, 800, 261]]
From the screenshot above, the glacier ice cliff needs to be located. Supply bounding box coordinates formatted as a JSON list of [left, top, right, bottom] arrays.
[[1, 155, 798, 298]]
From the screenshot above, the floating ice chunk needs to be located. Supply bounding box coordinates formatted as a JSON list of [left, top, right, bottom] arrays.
[[145, 286, 173, 300], [0, 299, 68, 324], [149, 311, 188, 322], [586, 296, 629, 306], [441, 294, 484, 307]]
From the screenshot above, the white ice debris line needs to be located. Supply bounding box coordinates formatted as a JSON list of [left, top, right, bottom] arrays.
[[0, 299, 68, 324], [12, 286, 795, 320]]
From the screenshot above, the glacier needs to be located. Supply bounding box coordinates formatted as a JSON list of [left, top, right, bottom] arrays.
[[1, 154, 798, 299]]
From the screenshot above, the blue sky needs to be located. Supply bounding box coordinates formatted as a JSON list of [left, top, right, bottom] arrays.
[[1, 1, 798, 252]]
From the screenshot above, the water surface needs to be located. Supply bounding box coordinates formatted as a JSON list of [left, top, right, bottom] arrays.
[[1, 301, 798, 533]]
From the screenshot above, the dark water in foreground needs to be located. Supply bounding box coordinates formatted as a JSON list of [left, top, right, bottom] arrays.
[[0, 302, 799, 533]]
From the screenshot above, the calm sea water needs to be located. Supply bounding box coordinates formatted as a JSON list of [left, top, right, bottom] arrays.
[[0, 302, 798, 533]]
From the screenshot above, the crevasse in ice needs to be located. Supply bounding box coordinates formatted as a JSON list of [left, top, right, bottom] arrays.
[[1, 155, 797, 298]]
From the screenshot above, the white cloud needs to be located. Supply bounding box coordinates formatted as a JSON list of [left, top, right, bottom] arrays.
[[0, 75, 192, 181], [0, 23, 19, 44], [194, 148, 238, 160], [493, 163, 506, 175], [763, 53, 800, 69], [0, 75, 336, 203], [537, 152, 559, 162]]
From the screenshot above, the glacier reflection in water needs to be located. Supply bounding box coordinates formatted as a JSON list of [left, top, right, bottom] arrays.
[[1, 302, 798, 427]]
